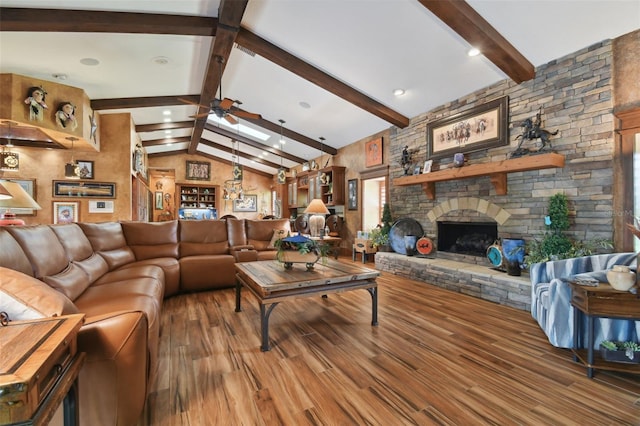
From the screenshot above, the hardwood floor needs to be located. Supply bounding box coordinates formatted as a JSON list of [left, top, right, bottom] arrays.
[[143, 258, 640, 425]]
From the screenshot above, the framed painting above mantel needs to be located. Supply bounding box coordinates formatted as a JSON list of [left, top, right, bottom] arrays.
[[427, 96, 509, 160]]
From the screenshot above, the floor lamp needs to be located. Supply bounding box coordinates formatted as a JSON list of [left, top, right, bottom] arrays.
[[0, 180, 42, 226], [304, 199, 329, 238]]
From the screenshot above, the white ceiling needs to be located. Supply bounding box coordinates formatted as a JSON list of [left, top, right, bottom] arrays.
[[1, 0, 639, 176]]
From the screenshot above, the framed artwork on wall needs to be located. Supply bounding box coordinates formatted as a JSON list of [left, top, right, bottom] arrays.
[[76, 160, 94, 179], [53, 201, 78, 224], [233, 194, 258, 212], [155, 191, 163, 210], [365, 137, 383, 167], [348, 179, 358, 210], [427, 96, 509, 160], [423, 160, 433, 174], [186, 160, 210, 181], [53, 181, 116, 198]]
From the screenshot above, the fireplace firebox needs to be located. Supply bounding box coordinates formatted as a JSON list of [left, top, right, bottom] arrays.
[[437, 221, 497, 257]]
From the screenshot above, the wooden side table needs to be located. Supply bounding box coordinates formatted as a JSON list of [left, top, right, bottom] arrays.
[[569, 282, 640, 378], [0, 314, 85, 426]]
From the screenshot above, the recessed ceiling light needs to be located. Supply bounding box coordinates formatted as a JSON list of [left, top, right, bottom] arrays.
[[163, 118, 172, 123], [163, 110, 171, 116], [52, 73, 68, 80], [80, 57, 100, 66], [273, 143, 279, 149], [262, 151, 268, 156], [393, 88, 405, 96], [468, 47, 481, 57], [164, 130, 172, 135], [299, 101, 311, 109]]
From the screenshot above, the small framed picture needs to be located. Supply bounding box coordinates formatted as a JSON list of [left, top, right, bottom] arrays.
[[76, 160, 94, 179], [423, 160, 433, 174], [155, 191, 163, 210], [348, 179, 358, 210], [413, 165, 422, 175], [53, 201, 79, 224]]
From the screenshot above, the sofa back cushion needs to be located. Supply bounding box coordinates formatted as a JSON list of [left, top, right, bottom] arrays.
[[79, 222, 136, 270], [122, 221, 179, 260], [179, 220, 229, 256], [0, 228, 34, 276], [0, 267, 78, 320], [226, 218, 247, 247], [245, 219, 291, 251], [50, 223, 109, 285], [8, 226, 70, 279]]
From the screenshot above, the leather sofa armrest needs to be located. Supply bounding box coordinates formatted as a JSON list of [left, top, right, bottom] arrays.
[[230, 245, 258, 262], [78, 310, 149, 426]]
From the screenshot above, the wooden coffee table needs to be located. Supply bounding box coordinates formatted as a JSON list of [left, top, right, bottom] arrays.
[[235, 259, 380, 351]]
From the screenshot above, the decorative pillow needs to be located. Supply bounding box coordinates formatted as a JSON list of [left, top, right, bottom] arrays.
[[267, 229, 288, 249], [0, 267, 78, 321]]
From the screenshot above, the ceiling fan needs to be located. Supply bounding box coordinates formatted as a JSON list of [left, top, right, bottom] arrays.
[[181, 56, 261, 125]]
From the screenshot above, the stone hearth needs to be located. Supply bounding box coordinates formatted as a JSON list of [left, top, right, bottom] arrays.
[[374, 252, 530, 311]]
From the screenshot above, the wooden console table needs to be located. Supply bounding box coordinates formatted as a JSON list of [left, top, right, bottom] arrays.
[[569, 282, 640, 378], [394, 152, 565, 199], [0, 314, 85, 426]]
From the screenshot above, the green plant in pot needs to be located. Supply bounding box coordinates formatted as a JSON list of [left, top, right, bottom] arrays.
[[371, 203, 393, 252], [524, 193, 612, 267], [274, 234, 331, 270]]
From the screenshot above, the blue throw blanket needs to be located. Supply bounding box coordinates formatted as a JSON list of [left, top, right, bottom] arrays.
[[530, 253, 638, 349]]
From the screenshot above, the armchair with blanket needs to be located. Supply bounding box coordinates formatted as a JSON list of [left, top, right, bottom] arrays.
[[530, 252, 638, 349]]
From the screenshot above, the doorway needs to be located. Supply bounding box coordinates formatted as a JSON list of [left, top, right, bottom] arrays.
[[362, 176, 387, 232]]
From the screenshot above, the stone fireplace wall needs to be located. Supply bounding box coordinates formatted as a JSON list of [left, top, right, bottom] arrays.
[[389, 39, 618, 247]]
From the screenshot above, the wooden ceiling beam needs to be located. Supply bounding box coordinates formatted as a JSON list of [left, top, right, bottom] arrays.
[[136, 121, 193, 133], [236, 29, 410, 129], [189, 0, 249, 154], [141, 137, 191, 147], [418, 0, 534, 83], [91, 95, 199, 110], [0, 7, 217, 35]]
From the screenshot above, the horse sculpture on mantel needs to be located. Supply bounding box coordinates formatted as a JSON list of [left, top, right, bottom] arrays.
[[510, 109, 559, 158]]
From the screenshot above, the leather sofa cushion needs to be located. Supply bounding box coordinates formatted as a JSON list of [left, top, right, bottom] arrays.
[[226, 218, 247, 247], [122, 220, 179, 260], [42, 262, 92, 301], [79, 222, 136, 270], [120, 258, 180, 297], [179, 255, 236, 291], [8, 226, 70, 279], [0, 228, 33, 276], [50, 223, 95, 261], [246, 218, 291, 251], [179, 220, 230, 256], [0, 267, 78, 320]]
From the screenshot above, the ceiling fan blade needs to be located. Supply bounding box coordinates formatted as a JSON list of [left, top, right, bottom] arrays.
[[224, 114, 238, 125], [220, 98, 234, 110], [189, 112, 211, 119], [179, 97, 208, 109], [234, 110, 262, 120]]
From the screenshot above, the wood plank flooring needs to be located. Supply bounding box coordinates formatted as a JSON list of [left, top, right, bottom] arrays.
[[142, 258, 640, 425]]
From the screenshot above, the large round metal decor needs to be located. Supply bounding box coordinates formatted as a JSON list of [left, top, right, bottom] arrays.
[[389, 218, 424, 255]]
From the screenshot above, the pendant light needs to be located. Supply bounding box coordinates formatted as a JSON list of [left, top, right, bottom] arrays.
[[64, 136, 81, 179], [0, 121, 19, 172], [277, 119, 286, 184]]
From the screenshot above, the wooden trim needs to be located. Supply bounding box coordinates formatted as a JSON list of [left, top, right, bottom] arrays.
[[614, 108, 640, 251], [359, 165, 389, 180]]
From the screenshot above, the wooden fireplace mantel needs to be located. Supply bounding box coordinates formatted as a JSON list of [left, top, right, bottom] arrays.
[[393, 152, 565, 199]]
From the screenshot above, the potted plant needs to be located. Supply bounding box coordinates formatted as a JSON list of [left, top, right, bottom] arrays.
[[372, 203, 393, 252], [524, 193, 612, 267], [275, 234, 330, 270], [600, 340, 640, 364]]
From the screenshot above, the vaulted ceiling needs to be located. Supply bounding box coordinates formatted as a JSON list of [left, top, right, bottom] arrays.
[[1, 1, 638, 178]]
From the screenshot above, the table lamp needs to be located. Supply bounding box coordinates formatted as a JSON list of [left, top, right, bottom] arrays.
[[304, 199, 329, 238], [0, 180, 42, 226]]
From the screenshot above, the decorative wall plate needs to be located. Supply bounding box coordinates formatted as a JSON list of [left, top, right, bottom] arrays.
[[389, 218, 424, 255], [416, 236, 434, 255]]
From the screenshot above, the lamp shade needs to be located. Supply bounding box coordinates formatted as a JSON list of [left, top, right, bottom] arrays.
[[0, 180, 42, 210], [0, 182, 11, 200], [304, 199, 329, 237], [304, 199, 329, 215]]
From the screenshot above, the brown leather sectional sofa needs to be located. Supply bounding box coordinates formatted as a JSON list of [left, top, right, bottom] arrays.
[[0, 218, 290, 426]]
